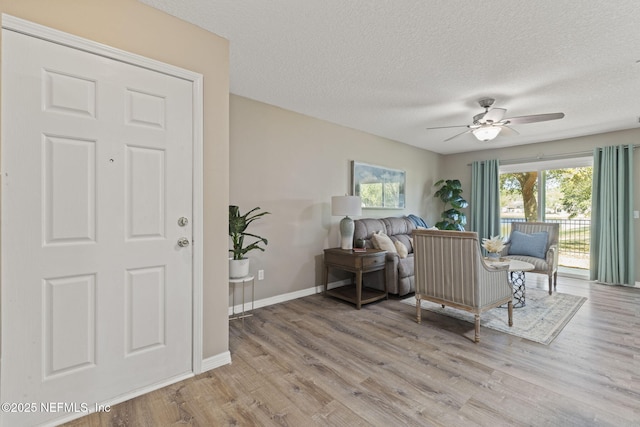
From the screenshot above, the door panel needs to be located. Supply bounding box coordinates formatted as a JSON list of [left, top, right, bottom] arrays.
[[43, 68, 97, 118], [126, 146, 166, 239], [125, 266, 166, 354], [1, 28, 193, 427], [44, 273, 96, 377], [44, 135, 97, 244]]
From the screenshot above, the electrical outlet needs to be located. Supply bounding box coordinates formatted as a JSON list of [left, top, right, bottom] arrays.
[[634, 210, 639, 219], [258, 269, 264, 280]]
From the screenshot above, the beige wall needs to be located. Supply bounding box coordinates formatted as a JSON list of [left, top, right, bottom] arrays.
[[230, 95, 442, 299], [230, 94, 640, 297], [0, 0, 230, 358], [442, 128, 640, 281]]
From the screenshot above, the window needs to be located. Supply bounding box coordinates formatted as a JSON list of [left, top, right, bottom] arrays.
[[500, 157, 593, 270]]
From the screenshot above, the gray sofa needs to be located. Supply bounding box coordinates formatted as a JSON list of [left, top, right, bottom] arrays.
[[353, 217, 416, 296]]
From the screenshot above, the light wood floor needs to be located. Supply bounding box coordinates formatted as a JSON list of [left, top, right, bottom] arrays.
[[65, 275, 639, 426]]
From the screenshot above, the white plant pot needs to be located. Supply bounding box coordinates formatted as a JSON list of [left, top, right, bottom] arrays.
[[229, 258, 250, 279]]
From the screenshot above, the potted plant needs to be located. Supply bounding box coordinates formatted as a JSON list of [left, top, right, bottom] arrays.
[[433, 179, 469, 231], [482, 235, 506, 259], [229, 205, 270, 278]]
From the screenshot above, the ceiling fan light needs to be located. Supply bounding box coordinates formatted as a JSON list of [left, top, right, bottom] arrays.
[[472, 126, 501, 141]]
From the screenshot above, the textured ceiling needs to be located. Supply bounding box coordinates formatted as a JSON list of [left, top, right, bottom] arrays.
[[140, 0, 640, 154]]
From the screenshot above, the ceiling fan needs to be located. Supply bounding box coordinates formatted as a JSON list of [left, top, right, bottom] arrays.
[[427, 98, 565, 142]]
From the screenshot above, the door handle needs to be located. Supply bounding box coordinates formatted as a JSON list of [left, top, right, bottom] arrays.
[[177, 237, 190, 247]]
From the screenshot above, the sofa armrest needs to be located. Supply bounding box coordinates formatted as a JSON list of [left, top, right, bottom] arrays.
[[385, 252, 400, 261], [384, 253, 400, 294]]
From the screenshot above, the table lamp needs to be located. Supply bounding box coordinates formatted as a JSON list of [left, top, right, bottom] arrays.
[[331, 195, 362, 250]]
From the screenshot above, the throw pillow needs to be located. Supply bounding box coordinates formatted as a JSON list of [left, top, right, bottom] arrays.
[[508, 230, 548, 258], [394, 240, 408, 258], [371, 231, 397, 254]]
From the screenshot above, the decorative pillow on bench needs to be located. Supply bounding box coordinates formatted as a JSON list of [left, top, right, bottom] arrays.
[[508, 230, 548, 259]]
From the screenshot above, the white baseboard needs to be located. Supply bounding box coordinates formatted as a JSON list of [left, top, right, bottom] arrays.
[[228, 279, 351, 315], [201, 351, 232, 372]]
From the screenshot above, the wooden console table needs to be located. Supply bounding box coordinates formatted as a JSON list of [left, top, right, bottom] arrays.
[[323, 248, 387, 309]]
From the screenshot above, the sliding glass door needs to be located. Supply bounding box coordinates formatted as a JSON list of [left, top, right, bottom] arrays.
[[499, 158, 593, 271]]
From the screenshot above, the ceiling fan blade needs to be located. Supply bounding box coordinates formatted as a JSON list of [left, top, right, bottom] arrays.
[[426, 124, 469, 130], [498, 125, 520, 136], [444, 130, 472, 142], [482, 108, 506, 123], [504, 112, 565, 125]]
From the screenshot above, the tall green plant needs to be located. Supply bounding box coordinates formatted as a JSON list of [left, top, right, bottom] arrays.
[[229, 205, 270, 260], [434, 179, 469, 231]]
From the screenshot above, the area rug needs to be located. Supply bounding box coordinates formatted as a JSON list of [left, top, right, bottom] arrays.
[[401, 289, 587, 345]]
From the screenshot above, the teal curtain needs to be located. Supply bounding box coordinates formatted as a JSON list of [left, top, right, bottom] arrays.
[[471, 159, 501, 245], [590, 145, 635, 285]]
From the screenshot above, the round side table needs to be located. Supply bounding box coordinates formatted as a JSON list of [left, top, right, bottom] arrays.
[[505, 260, 535, 308]]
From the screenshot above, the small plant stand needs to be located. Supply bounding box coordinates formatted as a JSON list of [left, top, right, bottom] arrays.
[[229, 275, 255, 326]]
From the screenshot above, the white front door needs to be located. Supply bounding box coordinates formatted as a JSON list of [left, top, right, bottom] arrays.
[[1, 27, 194, 427]]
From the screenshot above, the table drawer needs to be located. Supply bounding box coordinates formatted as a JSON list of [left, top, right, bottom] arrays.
[[361, 254, 385, 269], [324, 250, 386, 270], [324, 251, 350, 268]]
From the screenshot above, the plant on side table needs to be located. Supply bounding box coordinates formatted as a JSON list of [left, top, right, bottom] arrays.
[[433, 179, 469, 231], [229, 205, 270, 279], [482, 235, 506, 258]]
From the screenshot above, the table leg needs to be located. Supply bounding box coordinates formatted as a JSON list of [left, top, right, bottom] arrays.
[[241, 278, 245, 327], [355, 270, 362, 310], [509, 271, 526, 308], [231, 282, 236, 317], [323, 265, 329, 295]]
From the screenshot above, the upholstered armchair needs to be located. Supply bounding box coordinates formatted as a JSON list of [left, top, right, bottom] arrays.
[[413, 229, 513, 343], [501, 222, 559, 294]]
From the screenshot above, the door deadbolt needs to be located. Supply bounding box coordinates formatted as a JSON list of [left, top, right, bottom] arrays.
[[178, 217, 189, 227], [177, 237, 190, 247]]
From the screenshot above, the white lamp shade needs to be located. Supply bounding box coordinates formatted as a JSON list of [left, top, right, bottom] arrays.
[[472, 126, 502, 142], [331, 195, 362, 217]]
